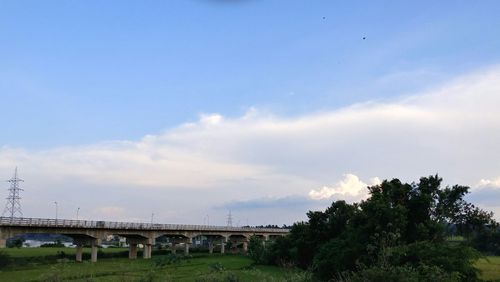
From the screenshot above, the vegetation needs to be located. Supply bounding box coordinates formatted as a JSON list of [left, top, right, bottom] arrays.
[[0, 250, 298, 281], [248, 175, 499, 281]]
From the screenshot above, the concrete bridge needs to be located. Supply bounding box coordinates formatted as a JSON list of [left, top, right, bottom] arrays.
[[0, 217, 289, 262]]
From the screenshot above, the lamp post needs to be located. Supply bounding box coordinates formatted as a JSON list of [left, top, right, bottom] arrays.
[[76, 207, 80, 220], [151, 212, 154, 224]]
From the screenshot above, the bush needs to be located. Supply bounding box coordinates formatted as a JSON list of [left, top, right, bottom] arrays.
[[247, 236, 266, 264], [339, 265, 461, 282], [0, 250, 12, 268]]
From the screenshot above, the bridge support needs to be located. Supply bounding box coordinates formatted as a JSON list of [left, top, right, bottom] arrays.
[[143, 244, 152, 259], [129, 243, 138, 259], [76, 245, 83, 262], [125, 236, 154, 259], [242, 241, 248, 253], [181, 237, 191, 255], [171, 242, 177, 254], [220, 237, 227, 254], [208, 240, 214, 254], [0, 238, 6, 248], [91, 241, 98, 262], [71, 236, 100, 262]]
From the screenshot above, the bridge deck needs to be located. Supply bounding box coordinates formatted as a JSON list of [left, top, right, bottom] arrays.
[[0, 217, 288, 234]]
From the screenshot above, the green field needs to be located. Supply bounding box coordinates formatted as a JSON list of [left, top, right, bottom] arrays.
[[1, 247, 128, 258], [0, 247, 499, 281], [476, 256, 500, 282], [0, 248, 301, 282]]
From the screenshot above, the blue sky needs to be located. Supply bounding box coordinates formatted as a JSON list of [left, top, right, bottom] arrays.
[[2, 1, 500, 147], [1, 1, 500, 224]]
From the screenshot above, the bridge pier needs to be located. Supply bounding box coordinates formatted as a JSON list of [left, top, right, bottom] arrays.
[[129, 243, 138, 259], [91, 241, 98, 262], [170, 242, 177, 254], [143, 244, 152, 259], [208, 240, 214, 254], [242, 241, 248, 253], [0, 238, 6, 248], [75, 245, 83, 262], [220, 236, 227, 254], [71, 236, 100, 262], [125, 236, 154, 259]]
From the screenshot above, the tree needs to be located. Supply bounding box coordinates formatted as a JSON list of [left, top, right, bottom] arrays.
[[265, 175, 497, 281], [7, 238, 24, 248], [247, 236, 266, 264]]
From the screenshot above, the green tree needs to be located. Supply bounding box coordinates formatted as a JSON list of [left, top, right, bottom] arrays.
[[247, 236, 266, 264], [266, 175, 496, 281]]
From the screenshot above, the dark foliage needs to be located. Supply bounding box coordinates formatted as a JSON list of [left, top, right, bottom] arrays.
[[255, 175, 498, 281]]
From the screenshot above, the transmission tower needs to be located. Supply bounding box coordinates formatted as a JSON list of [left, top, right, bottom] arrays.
[[2, 167, 24, 219], [226, 210, 233, 227]]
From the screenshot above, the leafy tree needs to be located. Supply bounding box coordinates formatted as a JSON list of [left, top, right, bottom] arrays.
[[7, 238, 24, 248], [247, 236, 266, 264], [265, 175, 497, 281]]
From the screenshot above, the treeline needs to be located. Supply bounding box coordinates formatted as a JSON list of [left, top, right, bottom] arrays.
[[248, 175, 498, 281]]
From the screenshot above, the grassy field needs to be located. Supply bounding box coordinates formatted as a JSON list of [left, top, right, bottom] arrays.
[[0, 247, 499, 281], [476, 256, 500, 282], [1, 247, 128, 258], [0, 248, 300, 281]]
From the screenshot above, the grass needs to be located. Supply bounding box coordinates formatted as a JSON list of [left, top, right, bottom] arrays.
[[2, 247, 128, 258], [476, 256, 500, 281], [1, 247, 499, 281], [0, 248, 295, 281]]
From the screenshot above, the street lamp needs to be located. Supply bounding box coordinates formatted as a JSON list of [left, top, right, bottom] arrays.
[[151, 212, 154, 224], [76, 207, 80, 220], [54, 201, 58, 223]]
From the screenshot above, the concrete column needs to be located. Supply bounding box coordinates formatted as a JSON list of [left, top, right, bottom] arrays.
[[220, 237, 226, 254], [129, 243, 138, 259], [184, 237, 192, 255], [242, 241, 248, 252], [148, 244, 153, 258], [91, 242, 98, 262], [143, 245, 149, 259], [171, 242, 176, 254], [0, 238, 6, 248], [208, 241, 214, 254], [75, 245, 83, 262]]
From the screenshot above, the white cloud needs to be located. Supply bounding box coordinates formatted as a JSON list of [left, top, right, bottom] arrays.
[[477, 178, 500, 189], [308, 174, 381, 201], [2, 66, 500, 222]]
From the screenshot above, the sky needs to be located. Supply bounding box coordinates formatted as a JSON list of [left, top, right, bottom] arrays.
[[1, 0, 500, 225]]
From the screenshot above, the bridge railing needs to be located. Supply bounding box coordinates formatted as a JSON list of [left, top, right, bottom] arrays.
[[0, 217, 289, 233]]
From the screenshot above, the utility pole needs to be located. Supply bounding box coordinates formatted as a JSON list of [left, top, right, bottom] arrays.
[[2, 167, 24, 219]]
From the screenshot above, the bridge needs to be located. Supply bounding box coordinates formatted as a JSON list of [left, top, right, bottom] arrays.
[[0, 217, 289, 262]]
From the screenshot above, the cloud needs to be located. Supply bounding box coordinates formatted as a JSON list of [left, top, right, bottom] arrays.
[[309, 174, 381, 201], [220, 195, 324, 211], [2, 66, 500, 222], [477, 178, 500, 189]]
